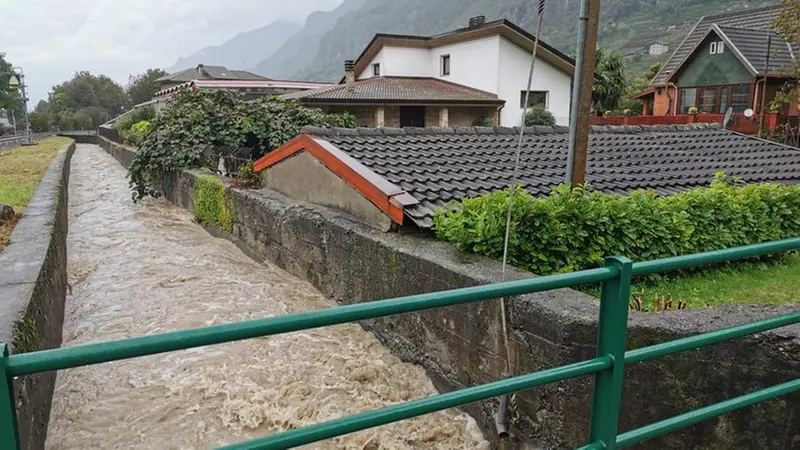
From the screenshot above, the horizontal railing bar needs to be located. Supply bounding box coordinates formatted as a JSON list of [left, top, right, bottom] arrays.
[[625, 312, 800, 365], [631, 237, 800, 276], [218, 357, 613, 450], [615, 378, 800, 447], [575, 441, 606, 450], [7, 266, 616, 376]]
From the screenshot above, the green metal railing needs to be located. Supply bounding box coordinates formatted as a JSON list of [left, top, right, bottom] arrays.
[[2, 238, 800, 449]]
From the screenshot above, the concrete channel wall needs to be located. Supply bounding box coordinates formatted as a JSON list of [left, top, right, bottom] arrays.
[[0, 141, 76, 450], [98, 136, 800, 450]]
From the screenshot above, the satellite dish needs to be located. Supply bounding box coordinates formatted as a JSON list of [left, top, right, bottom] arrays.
[[722, 107, 733, 129], [743, 108, 755, 118]]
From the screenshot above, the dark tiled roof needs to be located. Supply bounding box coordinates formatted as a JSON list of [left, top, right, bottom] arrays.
[[718, 26, 798, 75], [302, 124, 800, 229], [156, 66, 269, 83], [653, 4, 784, 85], [282, 77, 504, 104]]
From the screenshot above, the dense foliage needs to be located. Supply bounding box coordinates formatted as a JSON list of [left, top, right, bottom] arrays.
[[31, 71, 128, 130], [194, 176, 235, 232], [126, 68, 169, 105], [115, 107, 155, 133], [524, 104, 556, 126], [434, 174, 800, 275], [128, 90, 355, 200], [592, 48, 626, 115]]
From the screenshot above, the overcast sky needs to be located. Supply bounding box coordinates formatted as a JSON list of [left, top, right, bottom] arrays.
[[0, 0, 342, 106]]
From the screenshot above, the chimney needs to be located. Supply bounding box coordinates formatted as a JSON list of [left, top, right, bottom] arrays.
[[196, 64, 206, 78], [468, 16, 486, 28], [344, 60, 356, 85]]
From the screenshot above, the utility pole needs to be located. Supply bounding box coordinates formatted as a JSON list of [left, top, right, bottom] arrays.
[[566, 0, 601, 186]]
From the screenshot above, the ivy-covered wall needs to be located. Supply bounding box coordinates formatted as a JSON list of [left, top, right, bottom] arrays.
[[674, 33, 754, 86]]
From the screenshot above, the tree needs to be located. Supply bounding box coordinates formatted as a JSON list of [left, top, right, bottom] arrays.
[[126, 68, 168, 106], [28, 112, 51, 132], [44, 71, 127, 127], [592, 48, 626, 115], [772, 0, 800, 111]]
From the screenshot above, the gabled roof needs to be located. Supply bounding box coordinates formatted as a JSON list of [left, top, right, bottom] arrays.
[[351, 19, 575, 79], [255, 124, 800, 229], [652, 4, 785, 85], [155, 65, 270, 84], [154, 79, 335, 98], [281, 76, 504, 105]]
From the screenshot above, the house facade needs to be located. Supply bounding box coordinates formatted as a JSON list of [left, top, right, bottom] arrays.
[[639, 5, 799, 117], [284, 17, 575, 127]]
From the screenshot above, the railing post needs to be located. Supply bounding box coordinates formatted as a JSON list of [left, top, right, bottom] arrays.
[[0, 344, 21, 450], [588, 256, 633, 449]]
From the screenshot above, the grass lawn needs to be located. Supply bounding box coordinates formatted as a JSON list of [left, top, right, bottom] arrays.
[[0, 136, 73, 250], [586, 254, 800, 310]]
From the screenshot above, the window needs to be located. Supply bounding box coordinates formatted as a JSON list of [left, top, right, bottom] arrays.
[[520, 90, 548, 108], [679, 88, 697, 114], [710, 41, 725, 54], [719, 87, 729, 113], [440, 55, 450, 76], [699, 87, 716, 113], [731, 84, 751, 112], [710, 42, 717, 54], [372, 63, 380, 76]]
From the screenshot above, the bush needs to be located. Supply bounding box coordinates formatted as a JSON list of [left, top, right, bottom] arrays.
[[434, 173, 800, 275], [194, 176, 234, 231], [115, 107, 155, 133], [120, 120, 151, 146], [524, 104, 556, 126], [231, 162, 261, 189], [128, 90, 355, 201]]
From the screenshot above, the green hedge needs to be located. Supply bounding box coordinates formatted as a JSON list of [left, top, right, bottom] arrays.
[[434, 174, 800, 274]]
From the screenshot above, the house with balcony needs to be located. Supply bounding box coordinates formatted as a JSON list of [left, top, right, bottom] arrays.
[[283, 16, 575, 128], [636, 5, 798, 118]]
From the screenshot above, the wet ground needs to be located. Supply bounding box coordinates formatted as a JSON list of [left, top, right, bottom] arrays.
[[45, 144, 488, 450]]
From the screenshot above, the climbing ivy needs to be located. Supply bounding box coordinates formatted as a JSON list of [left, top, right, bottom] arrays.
[[128, 90, 355, 201], [194, 176, 234, 232]]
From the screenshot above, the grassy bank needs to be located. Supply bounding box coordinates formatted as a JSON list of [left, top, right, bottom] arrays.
[[585, 254, 800, 310], [0, 136, 72, 250]]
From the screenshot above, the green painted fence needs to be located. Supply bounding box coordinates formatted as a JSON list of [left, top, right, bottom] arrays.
[[2, 238, 800, 449]]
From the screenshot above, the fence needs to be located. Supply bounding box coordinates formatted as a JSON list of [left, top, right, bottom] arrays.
[[2, 238, 799, 449]]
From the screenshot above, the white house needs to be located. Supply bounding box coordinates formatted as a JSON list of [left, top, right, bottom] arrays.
[[285, 16, 575, 127], [649, 41, 669, 56]]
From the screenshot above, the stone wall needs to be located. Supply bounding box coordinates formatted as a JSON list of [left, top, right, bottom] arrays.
[[0, 141, 76, 450], [99, 136, 800, 450]]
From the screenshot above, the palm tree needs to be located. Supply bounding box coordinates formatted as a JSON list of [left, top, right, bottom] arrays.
[[592, 48, 626, 115]]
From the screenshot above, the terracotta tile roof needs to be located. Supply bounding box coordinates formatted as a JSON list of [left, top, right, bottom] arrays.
[[653, 4, 785, 85], [282, 77, 504, 104], [298, 124, 800, 229]]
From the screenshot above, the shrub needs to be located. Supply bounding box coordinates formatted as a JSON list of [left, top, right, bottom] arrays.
[[688, 106, 699, 115], [128, 90, 355, 201], [524, 104, 556, 126], [115, 107, 155, 133], [193, 176, 234, 232], [433, 173, 800, 275], [232, 162, 261, 189], [120, 120, 151, 146]]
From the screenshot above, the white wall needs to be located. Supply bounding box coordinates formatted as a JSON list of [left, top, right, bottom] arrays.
[[357, 47, 430, 79], [497, 37, 572, 126], [430, 36, 500, 95]]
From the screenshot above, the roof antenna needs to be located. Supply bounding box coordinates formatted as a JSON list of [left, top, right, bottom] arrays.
[[495, 0, 546, 442]]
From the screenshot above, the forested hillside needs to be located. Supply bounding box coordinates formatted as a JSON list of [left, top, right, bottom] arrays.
[[252, 0, 775, 81]]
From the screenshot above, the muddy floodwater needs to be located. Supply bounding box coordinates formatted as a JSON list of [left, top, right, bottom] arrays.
[[46, 144, 488, 450]]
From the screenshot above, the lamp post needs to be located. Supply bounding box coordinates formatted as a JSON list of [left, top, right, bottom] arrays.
[[5, 68, 30, 143]]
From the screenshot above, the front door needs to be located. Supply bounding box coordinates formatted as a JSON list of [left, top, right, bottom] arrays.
[[399, 106, 426, 127]]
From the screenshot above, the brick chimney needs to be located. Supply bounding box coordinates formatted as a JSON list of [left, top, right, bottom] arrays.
[[468, 16, 486, 28], [344, 60, 356, 89]]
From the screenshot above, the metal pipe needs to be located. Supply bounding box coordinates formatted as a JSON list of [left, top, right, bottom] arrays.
[[566, 0, 589, 185]]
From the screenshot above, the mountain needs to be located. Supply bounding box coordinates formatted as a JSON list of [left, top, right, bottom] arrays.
[[250, 0, 369, 79], [251, 0, 776, 82], [168, 21, 301, 73]]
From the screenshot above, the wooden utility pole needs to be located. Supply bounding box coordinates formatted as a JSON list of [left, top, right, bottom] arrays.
[[566, 0, 601, 186]]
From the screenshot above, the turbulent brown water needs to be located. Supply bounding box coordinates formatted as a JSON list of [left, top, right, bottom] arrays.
[[46, 144, 488, 450]]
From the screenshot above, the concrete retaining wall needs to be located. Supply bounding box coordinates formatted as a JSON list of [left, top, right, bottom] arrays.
[[0, 133, 56, 151], [0, 141, 76, 450], [98, 136, 800, 450]]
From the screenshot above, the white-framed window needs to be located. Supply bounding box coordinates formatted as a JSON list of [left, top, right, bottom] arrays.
[[710, 41, 725, 54], [710, 42, 717, 54], [717, 41, 725, 53], [440, 55, 451, 76], [372, 63, 380, 76], [520, 90, 548, 108]]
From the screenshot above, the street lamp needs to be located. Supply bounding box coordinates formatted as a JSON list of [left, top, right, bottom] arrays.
[[3, 67, 31, 143]]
